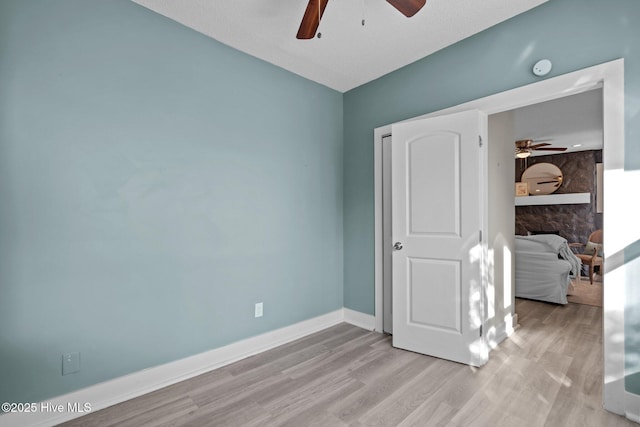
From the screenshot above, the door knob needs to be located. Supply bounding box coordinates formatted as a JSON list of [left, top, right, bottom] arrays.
[[394, 242, 403, 250]]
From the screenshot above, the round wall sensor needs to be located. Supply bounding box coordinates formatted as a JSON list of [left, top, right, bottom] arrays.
[[533, 59, 552, 76]]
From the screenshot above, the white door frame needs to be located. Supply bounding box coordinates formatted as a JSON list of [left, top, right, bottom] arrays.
[[374, 59, 628, 415]]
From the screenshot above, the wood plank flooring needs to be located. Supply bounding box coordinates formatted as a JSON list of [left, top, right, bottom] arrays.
[[60, 300, 635, 427]]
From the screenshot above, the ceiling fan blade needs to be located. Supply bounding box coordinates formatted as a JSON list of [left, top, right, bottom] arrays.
[[532, 138, 553, 143], [386, 0, 426, 17], [534, 147, 568, 151], [296, 0, 329, 40], [529, 143, 551, 149]]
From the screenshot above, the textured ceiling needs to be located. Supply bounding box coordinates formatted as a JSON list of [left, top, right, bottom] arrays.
[[132, 0, 549, 92]]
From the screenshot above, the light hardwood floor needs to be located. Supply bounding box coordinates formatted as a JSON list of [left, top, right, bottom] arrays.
[[61, 300, 635, 427]]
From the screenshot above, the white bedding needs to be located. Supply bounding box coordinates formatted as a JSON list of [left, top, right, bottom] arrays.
[[515, 235, 582, 304], [520, 234, 582, 277]]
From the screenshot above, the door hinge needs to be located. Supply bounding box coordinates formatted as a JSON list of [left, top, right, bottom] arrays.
[[479, 230, 482, 242], [480, 324, 483, 337], [478, 135, 483, 147]]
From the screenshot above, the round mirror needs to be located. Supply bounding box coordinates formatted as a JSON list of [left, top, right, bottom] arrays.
[[521, 163, 563, 195]]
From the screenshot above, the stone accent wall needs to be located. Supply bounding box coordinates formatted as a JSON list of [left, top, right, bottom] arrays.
[[515, 150, 602, 245]]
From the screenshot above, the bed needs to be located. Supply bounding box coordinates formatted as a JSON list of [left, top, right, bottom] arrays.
[[515, 234, 582, 304]]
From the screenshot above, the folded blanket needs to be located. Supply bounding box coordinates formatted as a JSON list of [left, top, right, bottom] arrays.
[[515, 234, 582, 277]]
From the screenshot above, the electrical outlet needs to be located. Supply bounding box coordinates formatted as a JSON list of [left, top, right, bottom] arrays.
[[255, 302, 263, 318], [62, 352, 80, 376]]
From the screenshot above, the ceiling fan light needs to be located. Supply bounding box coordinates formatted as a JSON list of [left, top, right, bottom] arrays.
[[516, 150, 531, 159]]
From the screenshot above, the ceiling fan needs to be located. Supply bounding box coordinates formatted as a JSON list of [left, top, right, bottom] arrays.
[[296, 0, 426, 39], [515, 139, 567, 158]]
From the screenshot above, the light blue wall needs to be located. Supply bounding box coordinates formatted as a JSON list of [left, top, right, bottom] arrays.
[[343, 0, 640, 393], [2, 0, 639, 405], [0, 0, 343, 403]]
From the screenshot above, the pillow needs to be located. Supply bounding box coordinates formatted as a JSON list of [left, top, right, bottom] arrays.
[[585, 241, 603, 257]]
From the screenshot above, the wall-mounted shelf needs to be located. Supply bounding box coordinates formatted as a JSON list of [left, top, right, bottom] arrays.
[[515, 192, 591, 206]]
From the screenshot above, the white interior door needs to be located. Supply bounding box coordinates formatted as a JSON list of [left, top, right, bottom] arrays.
[[391, 109, 488, 366]]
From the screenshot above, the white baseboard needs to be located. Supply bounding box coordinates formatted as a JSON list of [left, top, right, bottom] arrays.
[[626, 391, 640, 424], [511, 313, 519, 332], [0, 309, 346, 427], [343, 308, 376, 331], [485, 313, 517, 351]]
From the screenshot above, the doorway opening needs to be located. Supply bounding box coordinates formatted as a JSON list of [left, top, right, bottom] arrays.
[[508, 88, 604, 309], [373, 59, 625, 415]]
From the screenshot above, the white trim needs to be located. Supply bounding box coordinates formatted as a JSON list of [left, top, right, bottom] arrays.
[[479, 112, 490, 362], [373, 59, 626, 415], [373, 130, 386, 333], [344, 308, 376, 331], [0, 309, 347, 427], [486, 313, 517, 350], [626, 391, 640, 424]]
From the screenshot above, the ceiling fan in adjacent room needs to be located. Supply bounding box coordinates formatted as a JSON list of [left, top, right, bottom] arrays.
[[296, 0, 426, 39], [515, 139, 567, 158]]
